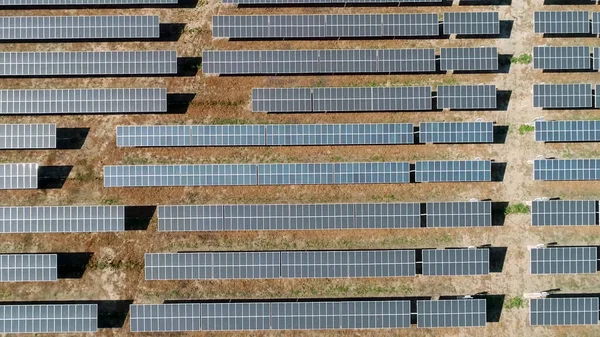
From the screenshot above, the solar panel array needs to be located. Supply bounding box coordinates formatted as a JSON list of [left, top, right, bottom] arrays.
[[593, 12, 600, 34], [104, 162, 411, 187], [130, 304, 201, 332], [201, 300, 411, 331], [440, 47, 498, 71], [533, 84, 592, 109], [0, 205, 125, 233], [222, 0, 442, 6], [116, 123, 415, 147], [534, 159, 600, 181], [422, 249, 490, 276], [534, 11, 590, 34], [443, 12, 499, 35], [145, 250, 416, 280], [0, 124, 56, 149], [0, 16, 160, 40], [202, 49, 436, 75], [425, 201, 492, 227], [213, 14, 439, 39], [159, 202, 422, 231], [417, 299, 487, 328], [530, 247, 597, 274], [415, 160, 492, 183], [0, 51, 177, 76], [530, 298, 599, 326], [0, 88, 167, 114], [252, 87, 433, 112], [437, 85, 497, 110], [0, 304, 98, 333], [0, 0, 177, 5], [0, 254, 57, 282], [0, 163, 38, 189], [535, 120, 600, 142], [531, 200, 598, 226], [533, 46, 591, 70], [419, 122, 494, 143]]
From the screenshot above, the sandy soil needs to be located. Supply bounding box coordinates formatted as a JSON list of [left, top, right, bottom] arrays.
[[2, 0, 600, 336]]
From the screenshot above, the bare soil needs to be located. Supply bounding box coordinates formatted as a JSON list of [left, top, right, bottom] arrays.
[[1, 0, 600, 336]]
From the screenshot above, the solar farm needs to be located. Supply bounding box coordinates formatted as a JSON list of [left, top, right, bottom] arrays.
[[2, 0, 600, 335]]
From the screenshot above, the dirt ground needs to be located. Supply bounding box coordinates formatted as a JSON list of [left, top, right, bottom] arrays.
[[2, 0, 600, 335]]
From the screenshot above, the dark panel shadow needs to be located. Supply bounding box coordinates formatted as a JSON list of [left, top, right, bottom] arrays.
[[56, 128, 89, 150], [419, 202, 427, 228], [167, 296, 432, 304], [491, 162, 507, 182], [0, 0, 198, 8], [459, 0, 511, 5], [493, 125, 508, 144], [489, 247, 507, 273], [483, 294, 505, 322], [124, 206, 156, 231], [550, 292, 600, 299], [544, 32, 595, 38], [56, 252, 93, 279], [544, 0, 594, 4], [167, 93, 196, 114], [498, 54, 512, 74], [219, 70, 442, 77], [455, 21, 513, 40], [178, 57, 202, 77], [0, 300, 133, 329], [229, 34, 446, 42], [491, 201, 508, 227], [159, 23, 186, 42], [496, 90, 512, 111], [235, 1, 452, 7], [409, 163, 416, 184], [542, 68, 595, 74], [38, 166, 72, 189]]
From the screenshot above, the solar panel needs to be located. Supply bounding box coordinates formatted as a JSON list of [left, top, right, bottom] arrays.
[[594, 47, 600, 70], [333, 162, 411, 184], [0, 163, 37, 189], [419, 121, 493, 143], [312, 87, 433, 112], [533, 159, 600, 181], [280, 250, 416, 278], [426, 201, 491, 227], [201, 49, 436, 75], [0, 124, 56, 149], [252, 88, 312, 112], [257, 163, 335, 185], [440, 47, 498, 71], [0, 16, 160, 40], [0, 254, 57, 282], [144, 252, 281, 280], [422, 249, 489, 276], [0, 88, 167, 114], [0, 51, 177, 76], [0, 0, 176, 5], [222, 0, 441, 5], [533, 46, 591, 70], [213, 14, 439, 39], [532, 200, 597, 226], [130, 304, 201, 332], [417, 299, 486, 328], [415, 160, 491, 182], [534, 11, 590, 34], [158, 202, 421, 231], [265, 123, 415, 145], [0, 304, 97, 333], [533, 84, 592, 108], [530, 298, 599, 326], [535, 120, 600, 142], [201, 302, 272, 331], [443, 12, 499, 35], [593, 12, 600, 34], [436, 85, 496, 110], [0, 206, 125, 233], [530, 247, 597, 274]]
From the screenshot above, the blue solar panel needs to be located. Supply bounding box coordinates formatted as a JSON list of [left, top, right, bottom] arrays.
[[535, 120, 600, 142], [333, 162, 410, 183], [265, 124, 414, 145], [415, 160, 491, 182], [534, 159, 600, 181]]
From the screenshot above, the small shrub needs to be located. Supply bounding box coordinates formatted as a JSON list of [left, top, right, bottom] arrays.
[[518, 124, 535, 135], [511, 54, 532, 64], [211, 117, 249, 125], [504, 296, 525, 309], [504, 203, 530, 215], [102, 197, 121, 205]]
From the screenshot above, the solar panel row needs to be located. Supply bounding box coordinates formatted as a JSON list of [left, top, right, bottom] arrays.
[[131, 299, 485, 332], [0, 205, 125, 233], [0, 124, 56, 149], [0, 0, 177, 4], [202, 49, 436, 75], [0, 163, 38, 189], [145, 250, 417, 280], [535, 120, 600, 142], [420, 121, 494, 143], [534, 159, 600, 181], [440, 47, 498, 71], [530, 247, 597, 274], [436, 85, 497, 109], [533, 46, 591, 70], [533, 84, 592, 109], [0, 304, 98, 334], [117, 124, 415, 147], [0, 51, 177, 76], [415, 160, 492, 182], [530, 298, 599, 326], [531, 200, 598, 226], [534, 11, 590, 34], [223, 0, 441, 5], [0, 254, 57, 282], [443, 12, 499, 35], [0, 15, 160, 40], [213, 14, 440, 39], [422, 249, 489, 276], [0, 88, 167, 115]]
